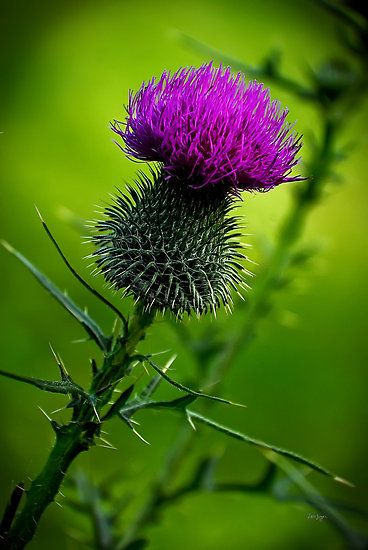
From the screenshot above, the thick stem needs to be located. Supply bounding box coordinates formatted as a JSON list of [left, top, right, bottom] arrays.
[[89, 305, 155, 409], [3, 424, 89, 549], [3, 304, 155, 549]]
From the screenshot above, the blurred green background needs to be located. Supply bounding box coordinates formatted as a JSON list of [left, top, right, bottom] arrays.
[[1, 1, 367, 548]]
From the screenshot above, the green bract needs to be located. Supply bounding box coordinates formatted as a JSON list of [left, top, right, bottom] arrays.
[[92, 170, 247, 316]]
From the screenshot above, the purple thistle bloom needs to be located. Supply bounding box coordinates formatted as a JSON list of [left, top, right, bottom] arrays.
[[112, 62, 303, 192]]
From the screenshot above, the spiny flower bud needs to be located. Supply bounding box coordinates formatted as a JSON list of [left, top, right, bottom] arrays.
[[92, 171, 247, 316]]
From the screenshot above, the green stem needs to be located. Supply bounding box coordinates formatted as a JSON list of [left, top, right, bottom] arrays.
[[89, 306, 155, 409], [4, 424, 89, 549], [3, 305, 155, 549]]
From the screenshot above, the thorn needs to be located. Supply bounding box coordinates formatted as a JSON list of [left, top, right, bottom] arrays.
[[1, 240, 14, 253], [54, 500, 63, 508], [129, 418, 140, 426], [226, 400, 247, 409], [132, 428, 150, 445], [96, 444, 117, 450], [186, 412, 196, 431], [34, 204, 45, 223], [334, 476, 355, 488], [50, 406, 67, 414], [99, 437, 117, 450], [38, 406, 52, 422], [163, 354, 177, 372], [49, 342, 69, 379], [150, 349, 171, 357], [89, 399, 101, 423], [72, 338, 90, 344]]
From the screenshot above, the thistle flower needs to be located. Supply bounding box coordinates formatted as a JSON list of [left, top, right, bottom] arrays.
[[92, 171, 247, 316], [94, 63, 303, 315], [112, 62, 302, 191]]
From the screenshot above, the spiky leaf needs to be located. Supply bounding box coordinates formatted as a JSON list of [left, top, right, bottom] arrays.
[[187, 410, 351, 483], [1, 241, 108, 351]]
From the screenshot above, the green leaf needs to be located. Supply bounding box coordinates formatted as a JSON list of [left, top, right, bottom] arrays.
[[0, 368, 88, 399], [36, 209, 128, 335], [138, 355, 246, 408], [1, 240, 108, 351], [138, 352, 184, 400], [139, 372, 165, 400], [117, 413, 150, 446], [121, 394, 198, 417], [187, 410, 352, 484], [102, 385, 135, 421]]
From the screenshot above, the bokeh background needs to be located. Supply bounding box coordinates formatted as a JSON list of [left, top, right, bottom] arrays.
[[1, 1, 367, 548]]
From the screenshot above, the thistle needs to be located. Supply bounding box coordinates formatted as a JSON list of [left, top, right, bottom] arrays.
[[5, 52, 362, 550], [94, 63, 302, 315]]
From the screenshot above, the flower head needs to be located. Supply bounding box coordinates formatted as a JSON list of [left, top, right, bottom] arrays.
[[112, 62, 302, 192]]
